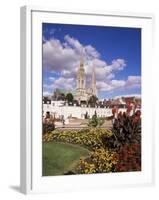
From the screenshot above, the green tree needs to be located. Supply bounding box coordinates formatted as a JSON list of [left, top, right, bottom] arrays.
[[57, 93, 66, 101], [60, 93, 66, 101], [88, 95, 98, 107], [66, 93, 74, 103], [88, 114, 98, 127], [88, 111, 104, 127]]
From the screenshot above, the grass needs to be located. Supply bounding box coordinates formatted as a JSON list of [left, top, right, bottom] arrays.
[[42, 141, 90, 176]]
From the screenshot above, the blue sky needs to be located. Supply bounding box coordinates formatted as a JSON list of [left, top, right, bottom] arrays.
[[42, 23, 141, 99]]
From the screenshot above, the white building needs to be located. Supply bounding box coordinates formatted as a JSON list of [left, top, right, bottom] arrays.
[[43, 100, 114, 120]]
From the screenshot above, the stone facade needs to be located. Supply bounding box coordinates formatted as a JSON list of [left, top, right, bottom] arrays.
[[43, 100, 115, 120], [75, 52, 96, 103], [43, 100, 128, 121]]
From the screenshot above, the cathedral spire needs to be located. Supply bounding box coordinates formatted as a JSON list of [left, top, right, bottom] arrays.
[[92, 62, 96, 96], [80, 48, 84, 68]]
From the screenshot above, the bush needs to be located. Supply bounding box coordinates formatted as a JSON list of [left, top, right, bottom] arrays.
[[43, 110, 142, 174], [102, 111, 141, 150], [42, 114, 55, 134], [88, 115, 105, 127], [43, 123, 55, 135], [115, 143, 141, 172]]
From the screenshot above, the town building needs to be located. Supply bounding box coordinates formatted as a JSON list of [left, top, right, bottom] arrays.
[[43, 100, 114, 121]]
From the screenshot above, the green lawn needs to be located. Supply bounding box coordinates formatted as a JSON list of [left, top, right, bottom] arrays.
[[42, 141, 90, 176]]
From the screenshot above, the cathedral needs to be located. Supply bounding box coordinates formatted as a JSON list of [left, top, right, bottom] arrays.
[[75, 52, 97, 103]]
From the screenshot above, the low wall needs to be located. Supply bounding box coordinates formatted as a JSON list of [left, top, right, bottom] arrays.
[[43, 104, 128, 119]]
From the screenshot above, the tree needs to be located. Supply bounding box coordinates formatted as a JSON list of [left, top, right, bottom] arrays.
[[66, 93, 74, 103], [57, 93, 65, 100], [88, 114, 98, 127], [88, 110, 104, 127], [60, 93, 66, 101], [88, 95, 98, 107]]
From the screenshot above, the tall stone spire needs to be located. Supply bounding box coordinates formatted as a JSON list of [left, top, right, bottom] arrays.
[[80, 48, 84, 68], [76, 48, 86, 92], [91, 63, 96, 96]]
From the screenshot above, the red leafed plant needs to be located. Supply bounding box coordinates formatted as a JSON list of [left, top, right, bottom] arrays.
[[115, 143, 141, 172]]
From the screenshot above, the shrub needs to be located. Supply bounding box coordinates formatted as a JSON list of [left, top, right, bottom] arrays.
[[102, 111, 141, 150], [88, 115, 105, 127], [42, 114, 55, 134], [115, 143, 141, 172], [43, 123, 55, 135]]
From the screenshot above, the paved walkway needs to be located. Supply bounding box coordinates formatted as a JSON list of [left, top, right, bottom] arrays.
[[101, 120, 113, 129], [56, 118, 112, 130]]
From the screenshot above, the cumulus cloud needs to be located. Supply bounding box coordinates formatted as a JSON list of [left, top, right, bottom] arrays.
[[53, 77, 75, 90], [43, 38, 79, 72], [43, 34, 140, 95], [64, 35, 82, 52], [110, 59, 126, 71], [96, 76, 141, 92], [43, 35, 126, 77], [85, 45, 100, 59]]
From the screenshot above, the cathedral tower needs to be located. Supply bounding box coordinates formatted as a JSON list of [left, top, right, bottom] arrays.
[[76, 50, 87, 102], [75, 50, 97, 103], [91, 63, 96, 96]]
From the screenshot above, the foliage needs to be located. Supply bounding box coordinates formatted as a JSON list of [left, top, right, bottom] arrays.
[[66, 93, 74, 103], [88, 95, 98, 107], [88, 112, 105, 127], [115, 143, 141, 172], [76, 148, 118, 174], [43, 110, 142, 174], [43, 123, 55, 135], [102, 111, 141, 150], [57, 93, 66, 101], [88, 114, 98, 127], [42, 115, 55, 135]]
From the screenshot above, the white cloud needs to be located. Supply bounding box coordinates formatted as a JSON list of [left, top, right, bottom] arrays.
[[126, 76, 141, 88], [96, 76, 141, 92], [43, 38, 78, 72], [43, 34, 140, 95], [96, 81, 113, 91], [85, 45, 100, 58], [111, 79, 126, 88], [43, 91, 52, 96], [43, 35, 126, 80], [52, 77, 75, 91], [48, 77, 55, 81], [64, 35, 82, 52], [110, 59, 126, 71]]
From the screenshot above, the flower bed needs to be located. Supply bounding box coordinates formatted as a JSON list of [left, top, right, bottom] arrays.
[[43, 111, 141, 174], [43, 128, 118, 174], [43, 128, 112, 150]]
